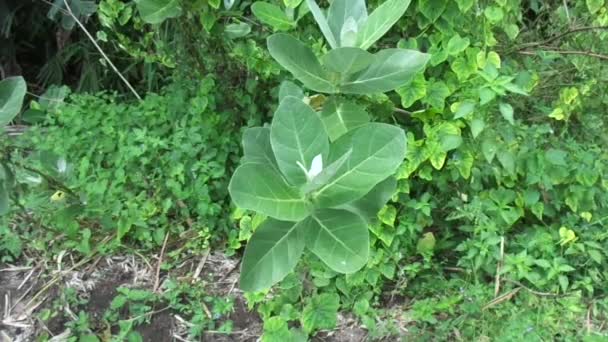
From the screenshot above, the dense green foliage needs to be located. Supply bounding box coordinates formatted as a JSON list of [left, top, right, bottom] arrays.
[[2, 0, 608, 340]]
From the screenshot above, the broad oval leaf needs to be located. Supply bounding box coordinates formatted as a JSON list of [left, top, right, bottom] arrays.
[[314, 123, 406, 208], [278, 81, 305, 102], [135, 0, 182, 24], [267, 34, 336, 93], [327, 0, 367, 46], [305, 0, 338, 48], [321, 47, 374, 75], [340, 49, 430, 94], [320, 97, 369, 142], [355, 0, 412, 50], [0, 76, 26, 127], [270, 96, 329, 186], [251, 2, 295, 31], [304, 209, 369, 273], [229, 163, 310, 221], [337, 177, 397, 223], [241, 127, 278, 168], [240, 218, 306, 292]]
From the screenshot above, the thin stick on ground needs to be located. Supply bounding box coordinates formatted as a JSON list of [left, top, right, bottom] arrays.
[[153, 232, 170, 293], [62, 0, 142, 101], [494, 236, 505, 297]]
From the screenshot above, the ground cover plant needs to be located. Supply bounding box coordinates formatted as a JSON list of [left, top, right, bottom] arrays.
[[1, 0, 608, 340]]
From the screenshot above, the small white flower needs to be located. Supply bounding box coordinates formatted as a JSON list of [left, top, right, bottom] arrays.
[[57, 157, 67, 173], [297, 154, 323, 181]]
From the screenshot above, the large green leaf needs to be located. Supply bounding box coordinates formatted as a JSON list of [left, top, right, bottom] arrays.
[[326, 0, 367, 46], [278, 81, 304, 102], [229, 163, 310, 221], [355, 0, 412, 50], [267, 34, 336, 93], [0, 76, 26, 127], [271, 97, 329, 186], [251, 2, 294, 31], [241, 127, 278, 168], [135, 0, 182, 24], [314, 123, 406, 207], [337, 177, 396, 223], [304, 209, 369, 273], [240, 218, 306, 292], [305, 0, 338, 48], [320, 97, 369, 142], [321, 47, 374, 75], [340, 49, 430, 94]]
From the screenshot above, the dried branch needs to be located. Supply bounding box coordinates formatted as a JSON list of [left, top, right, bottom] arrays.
[[519, 26, 608, 49], [518, 49, 608, 60]]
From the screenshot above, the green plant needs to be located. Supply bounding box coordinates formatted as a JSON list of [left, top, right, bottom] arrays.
[[229, 0, 430, 292]]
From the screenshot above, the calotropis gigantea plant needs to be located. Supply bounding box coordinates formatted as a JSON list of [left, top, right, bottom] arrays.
[[229, 0, 430, 292]]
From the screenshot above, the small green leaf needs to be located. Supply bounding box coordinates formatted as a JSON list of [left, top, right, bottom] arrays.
[[455, 0, 475, 12], [262, 317, 291, 342], [484, 6, 504, 23], [135, 0, 182, 24], [587, 0, 605, 14], [416, 232, 436, 256], [270, 96, 329, 186], [481, 139, 498, 163], [240, 218, 306, 292], [355, 0, 413, 50], [424, 81, 450, 110], [225, 22, 251, 39], [0, 76, 27, 126], [320, 97, 369, 142], [446, 34, 470, 56], [499, 102, 515, 125], [452, 101, 475, 119], [267, 34, 336, 93], [321, 47, 374, 75], [545, 149, 568, 166], [378, 205, 397, 227], [397, 73, 426, 108], [419, 0, 447, 22], [252, 2, 295, 31], [341, 49, 430, 94], [314, 123, 406, 208], [229, 163, 310, 221], [498, 149, 516, 175], [470, 118, 485, 139], [301, 293, 340, 333]]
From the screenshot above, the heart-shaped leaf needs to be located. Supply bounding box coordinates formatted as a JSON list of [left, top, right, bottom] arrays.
[[252, 2, 295, 31], [355, 0, 412, 50], [314, 123, 406, 207], [320, 97, 369, 142], [240, 218, 306, 292], [327, 0, 367, 46], [229, 163, 310, 221], [321, 47, 374, 75], [304, 209, 369, 273], [271, 96, 329, 186], [267, 34, 336, 93], [0, 76, 26, 127], [135, 0, 182, 24], [305, 0, 338, 48], [340, 49, 430, 94]]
